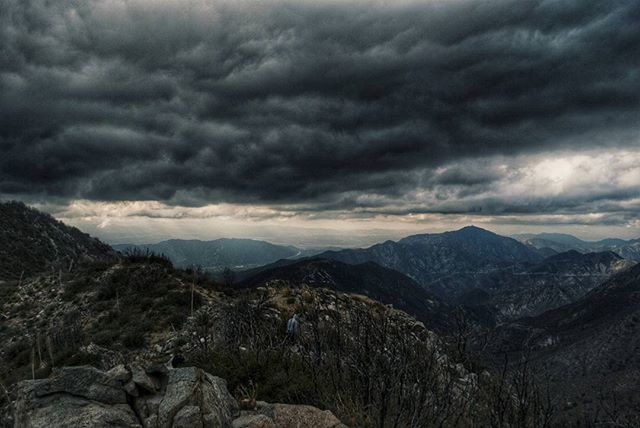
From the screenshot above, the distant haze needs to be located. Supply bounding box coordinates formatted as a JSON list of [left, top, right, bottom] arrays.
[[65, 214, 637, 249]]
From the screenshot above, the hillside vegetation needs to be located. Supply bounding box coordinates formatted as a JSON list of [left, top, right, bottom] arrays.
[[0, 201, 115, 281]]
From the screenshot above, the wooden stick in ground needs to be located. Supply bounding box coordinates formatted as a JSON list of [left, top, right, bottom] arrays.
[[36, 333, 43, 367], [190, 270, 196, 316], [31, 345, 35, 380]]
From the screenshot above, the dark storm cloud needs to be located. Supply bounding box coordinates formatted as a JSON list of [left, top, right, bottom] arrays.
[[1, 0, 639, 219]]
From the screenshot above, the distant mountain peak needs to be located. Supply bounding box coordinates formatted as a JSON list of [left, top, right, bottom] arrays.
[[311, 225, 543, 297], [398, 225, 498, 244], [458, 225, 488, 231], [454, 225, 496, 235]]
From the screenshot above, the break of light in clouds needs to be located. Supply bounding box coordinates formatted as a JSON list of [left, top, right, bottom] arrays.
[[1, 0, 639, 245]]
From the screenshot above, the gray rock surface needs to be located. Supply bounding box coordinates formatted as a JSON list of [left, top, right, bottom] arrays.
[[15, 395, 140, 428], [155, 367, 237, 428], [108, 364, 132, 382], [131, 365, 160, 393], [14, 365, 347, 428], [257, 403, 347, 428], [21, 366, 127, 404], [232, 414, 276, 428], [172, 405, 203, 428], [14, 366, 137, 428], [124, 380, 139, 397]]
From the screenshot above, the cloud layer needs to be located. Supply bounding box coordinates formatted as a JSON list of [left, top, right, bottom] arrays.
[[1, 0, 639, 229]]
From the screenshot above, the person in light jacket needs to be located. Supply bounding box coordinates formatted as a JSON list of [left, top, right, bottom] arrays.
[[287, 314, 300, 337]]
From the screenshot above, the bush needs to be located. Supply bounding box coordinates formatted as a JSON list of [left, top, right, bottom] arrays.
[[122, 331, 145, 349], [96, 280, 118, 300], [123, 248, 173, 269], [62, 351, 101, 367], [92, 329, 120, 347], [5, 339, 31, 365]]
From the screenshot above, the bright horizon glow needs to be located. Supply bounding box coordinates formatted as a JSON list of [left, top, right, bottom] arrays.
[[26, 148, 637, 247]]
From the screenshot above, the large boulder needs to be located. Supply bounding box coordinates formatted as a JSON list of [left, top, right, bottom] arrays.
[[15, 395, 140, 428], [19, 366, 127, 404], [14, 366, 139, 428], [14, 365, 238, 428], [151, 367, 237, 428]]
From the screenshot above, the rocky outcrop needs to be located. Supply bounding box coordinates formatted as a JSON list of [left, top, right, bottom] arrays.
[[14, 366, 138, 427], [14, 365, 347, 428], [140, 366, 237, 428]]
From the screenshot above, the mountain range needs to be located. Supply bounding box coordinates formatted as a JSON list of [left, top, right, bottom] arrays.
[[514, 232, 640, 261], [116, 227, 639, 314], [314, 226, 544, 295], [5, 199, 634, 326], [237, 226, 637, 324]]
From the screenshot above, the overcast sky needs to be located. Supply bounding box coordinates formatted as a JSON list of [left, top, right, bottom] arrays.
[[1, 0, 639, 245]]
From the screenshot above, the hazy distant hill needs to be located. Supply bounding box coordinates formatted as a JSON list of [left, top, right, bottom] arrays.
[[0, 201, 115, 280], [316, 226, 544, 294], [114, 238, 304, 270], [514, 232, 640, 261]]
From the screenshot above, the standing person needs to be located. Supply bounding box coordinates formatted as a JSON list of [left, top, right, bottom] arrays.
[[281, 313, 301, 372], [286, 314, 300, 339]]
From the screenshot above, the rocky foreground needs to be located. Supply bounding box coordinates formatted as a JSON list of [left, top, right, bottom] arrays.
[[12, 364, 346, 428]]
